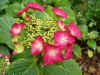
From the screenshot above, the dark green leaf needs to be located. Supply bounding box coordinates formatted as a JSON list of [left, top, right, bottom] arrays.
[[0, 45, 10, 55], [42, 64, 66, 75], [42, 59, 82, 75], [62, 59, 82, 75], [5, 59, 40, 75], [11, 48, 34, 61]]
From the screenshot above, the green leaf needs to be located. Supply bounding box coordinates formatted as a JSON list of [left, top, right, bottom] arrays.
[[0, 57, 9, 72], [0, 0, 8, 10], [42, 59, 82, 75], [5, 59, 40, 75], [45, 6, 57, 19], [0, 45, 10, 55], [88, 20, 96, 27], [79, 25, 88, 40], [35, 11, 53, 20], [0, 15, 16, 49], [42, 0, 53, 4], [87, 40, 96, 50], [60, 7, 77, 24], [22, 0, 37, 5], [53, 0, 71, 8], [11, 48, 33, 61], [79, 25, 88, 33], [73, 44, 82, 57], [88, 49, 93, 58], [6, 2, 23, 16], [62, 59, 82, 75], [42, 64, 66, 75], [88, 31, 99, 39]]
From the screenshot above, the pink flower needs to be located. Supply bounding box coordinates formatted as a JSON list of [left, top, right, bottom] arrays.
[[4, 54, 11, 59], [52, 8, 67, 18], [26, 2, 44, 12], [67, 21, 82, 38], [16, 8, 29, 15], [12, 51, 17, 55], [56, 20, 66, 31], [10, 23, 25, 36], [54, 31, 75, 48], [31, 35, 44, 55], [0, 52, 2, 57], [43, 44, 63, 65], [64, 44, 73, 60]]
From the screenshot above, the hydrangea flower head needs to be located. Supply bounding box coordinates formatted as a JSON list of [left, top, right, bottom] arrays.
[[10, 2, 82, 65]]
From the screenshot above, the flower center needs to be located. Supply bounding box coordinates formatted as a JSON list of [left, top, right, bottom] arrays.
[[13, 27, 21, 34], [19, 15, 59, 48], [49, 49, 56, 57], [34, 41, 43, 50], [60, 35, 67, 43]]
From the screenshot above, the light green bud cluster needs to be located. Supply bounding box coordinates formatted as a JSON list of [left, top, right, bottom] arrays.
[[18, 15, 59, 48]]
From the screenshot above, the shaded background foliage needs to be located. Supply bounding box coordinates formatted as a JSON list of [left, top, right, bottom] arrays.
[[0, 0, 100, 75]]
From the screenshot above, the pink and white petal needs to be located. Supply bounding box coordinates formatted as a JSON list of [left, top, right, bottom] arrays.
[[31, 48, 41, 55], [16, 8, 29, 15], [56, 20, 66, 31], [52, 8, 67, 18], [67, 21, 82, 38], [4, 54, 11, 59], [31, 35, 44, 55], [26, 2, 44, 12], [0, 52, 2, 57], [64, 44, 73, 60], [43, 52, 54, 65], [12, 51, 17, 55], [10, 23, 22, 36], [43, 44, 63, 65], [19, 22, 25, 28], [54, 31, 75, 48], [10, 23, 25, 36]]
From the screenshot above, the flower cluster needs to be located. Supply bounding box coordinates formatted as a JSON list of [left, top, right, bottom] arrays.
[[0, 52, 10, 59], [10, 2, 82, 65]]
